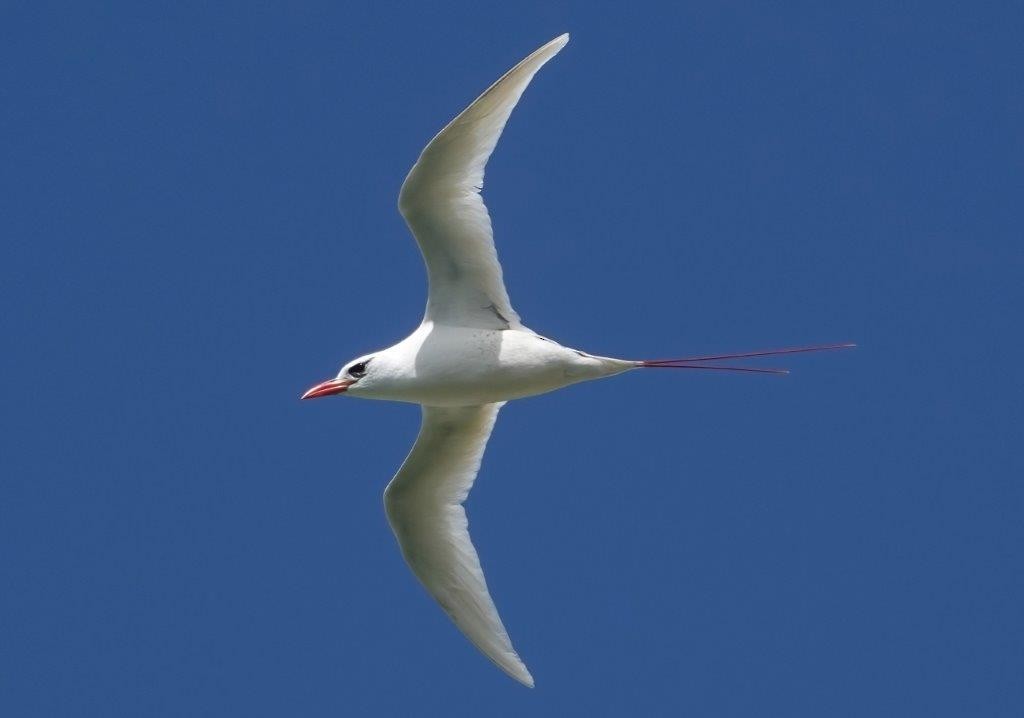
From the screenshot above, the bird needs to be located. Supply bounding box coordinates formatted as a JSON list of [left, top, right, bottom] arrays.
[[301, 33, 852, 687]]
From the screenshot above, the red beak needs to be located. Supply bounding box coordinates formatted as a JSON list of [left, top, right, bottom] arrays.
[[300, 378, 354, 400]]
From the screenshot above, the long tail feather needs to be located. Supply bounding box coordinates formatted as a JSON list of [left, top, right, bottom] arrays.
[[638, 342, 855, 375], [639, 364, 790, 375]]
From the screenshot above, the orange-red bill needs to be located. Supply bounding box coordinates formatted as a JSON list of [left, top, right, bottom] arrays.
[[301, 378, 354, 400]]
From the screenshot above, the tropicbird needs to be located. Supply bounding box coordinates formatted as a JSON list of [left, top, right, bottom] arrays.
[[301, 33, 852, 687]]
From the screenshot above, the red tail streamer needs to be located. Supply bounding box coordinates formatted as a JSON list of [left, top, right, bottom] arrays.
[[640, 364, 790, 375], [639, 342, 854, 375]]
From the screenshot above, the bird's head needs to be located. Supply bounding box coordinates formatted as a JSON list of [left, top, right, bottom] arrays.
[[301, 354, 375, 400]]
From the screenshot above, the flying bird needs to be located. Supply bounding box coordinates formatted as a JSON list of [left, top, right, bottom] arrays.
[[302, 33, 852, 687]]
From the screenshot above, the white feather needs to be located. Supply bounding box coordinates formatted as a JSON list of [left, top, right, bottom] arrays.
[[398, 34, 569, 330], [383, 402, 534, 687]]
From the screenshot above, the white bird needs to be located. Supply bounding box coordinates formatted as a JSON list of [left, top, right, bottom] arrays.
[[302, 33, 852, 687]]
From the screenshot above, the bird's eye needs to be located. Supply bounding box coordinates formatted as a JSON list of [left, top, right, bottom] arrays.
[[348, 361, 368, 378]]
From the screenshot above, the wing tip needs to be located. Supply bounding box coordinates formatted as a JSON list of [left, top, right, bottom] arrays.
[[506, 659, 535, 688], [544, 33, 569, 56], [485, 643, 534, 687]]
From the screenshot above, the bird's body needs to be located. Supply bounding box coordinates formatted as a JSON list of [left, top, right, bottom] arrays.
[[302, 33, 851, 687], [345, 323, 633, 406]]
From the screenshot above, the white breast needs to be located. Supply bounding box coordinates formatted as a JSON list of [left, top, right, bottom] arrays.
[[359, 324, 631, 406]]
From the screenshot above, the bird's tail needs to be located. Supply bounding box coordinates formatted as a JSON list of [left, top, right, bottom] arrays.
[[635, 342, 856, 375]]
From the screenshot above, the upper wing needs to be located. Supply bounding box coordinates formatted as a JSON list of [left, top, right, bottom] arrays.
[[383, 403, 533, 687], [398, 34, 569, 330]]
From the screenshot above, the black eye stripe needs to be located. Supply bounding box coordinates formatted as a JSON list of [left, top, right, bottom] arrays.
[[348, 360, 369, 378]]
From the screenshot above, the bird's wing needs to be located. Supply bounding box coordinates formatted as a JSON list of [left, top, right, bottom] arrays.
[[398, 34, 569, 330], [383, 402, 533, 687]]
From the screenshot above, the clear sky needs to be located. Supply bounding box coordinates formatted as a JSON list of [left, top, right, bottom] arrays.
[[2, 2, 1021, 716]]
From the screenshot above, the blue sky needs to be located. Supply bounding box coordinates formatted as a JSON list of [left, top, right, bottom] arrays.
[[2, 1, 1022, 716]]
